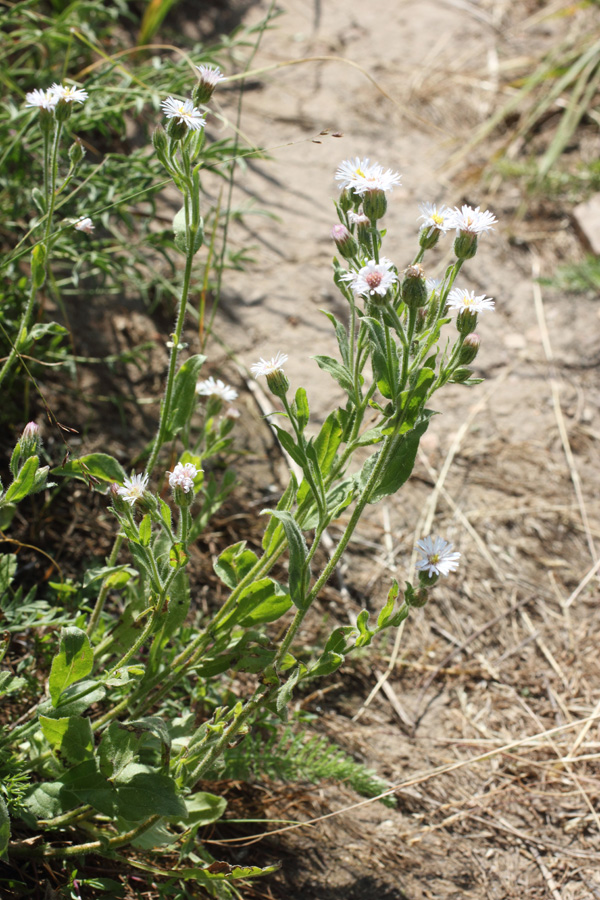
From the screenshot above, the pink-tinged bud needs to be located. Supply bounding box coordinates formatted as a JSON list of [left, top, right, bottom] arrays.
[[459, 333, 480, 365], [20, 422, 41, 458], [224, 407, 240, 420], [193, 65, 225, 104], [330, 223, 357, 260]]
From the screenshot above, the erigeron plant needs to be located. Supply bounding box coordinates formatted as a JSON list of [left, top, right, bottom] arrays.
[[0, 71, 496, 889]]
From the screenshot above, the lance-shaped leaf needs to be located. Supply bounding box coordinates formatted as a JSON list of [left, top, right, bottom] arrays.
[[263, 510, 309, 610], [313, 355, 355, 395], [3, 456, 40, 504], [0, 797, 9, 858], [48, 627, 94, 707], [214, 541, 258, 589], [166, 354, 207, 437]]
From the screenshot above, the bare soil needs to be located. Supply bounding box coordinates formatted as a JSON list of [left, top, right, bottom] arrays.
[[5, 1, 600, 898]]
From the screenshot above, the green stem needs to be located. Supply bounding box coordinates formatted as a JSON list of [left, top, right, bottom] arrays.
[[87, 534, 124, 637], [9, 815, 160, 859]]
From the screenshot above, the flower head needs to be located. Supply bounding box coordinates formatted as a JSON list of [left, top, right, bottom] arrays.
[[250, 351, 288, 379], [418, 202, 450, 233], [50, 83, 88, 104], [74, 216, 94, 234], [25, 88, 58, 110], [416, 536, 461, 578], [196, 64, 225, 88], [447, 288, 495, 314], [116, 472, 149, 506], [335, 158, 401, 195], [161, 96, 206, 132], [196, 376, 238, 403], [342, 258, 398, 299], [168, 462, 198, 494], [446, 204, 497, 235]]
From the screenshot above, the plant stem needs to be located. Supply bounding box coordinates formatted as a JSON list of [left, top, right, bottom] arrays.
[[87, 534, 124, 636]]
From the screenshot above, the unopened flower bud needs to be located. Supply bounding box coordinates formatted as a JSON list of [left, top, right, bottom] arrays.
[[456, 309, 478, 335], [362, 188, 387, 222], [450, 366, 472, 383], [459, 333, 480, 365], [110, 481, 129, 513], [339, 189, 353, 214], [407, 586, 429, 607], [330, 223, 357, 260], [401, 264, 428, 309], [153, 126, 169, 157], [454, 232, 478, 260], [68, 139, 85, 166], [20, 422, 41, 458]]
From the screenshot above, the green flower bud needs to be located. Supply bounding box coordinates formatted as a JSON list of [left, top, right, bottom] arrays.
[[401, 264, 428, 309], [459, 333, 480, 365], [362, 189, 387, 222], [266, 369, 290, 399], [450, 366, 472, 383], [68, 139, 85, 166], [53, 98, 73, 123], [20, 422, 41, 459], [456, 309, 478, 335], [453, 232, 478, 260]]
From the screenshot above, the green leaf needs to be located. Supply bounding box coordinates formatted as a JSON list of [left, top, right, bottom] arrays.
[[0, 796, 9, 858], [396, 368, 435, 433], [39, 715, 94, 765], [39, 680, 105, 718], [98, 722, 140, 779], [0, 554, 17, 596], [262, 474, 297, 553], [354, 609, 373, 648], [0, 670, 26, 698], [159, 498, 172, 530], [313, 355, 354, 394], [168, 542, 188, 569], [82, 565, 134, 589], [24, 782, 73, 820], [138, 514, 152, 547], [115, 765, 187, 822], [48, 627, 94, 707], [3, 456, 40, 503], [184, 791, 227, 825], [273, 426, 305, 468], [28, 322, 68, 341], [213, 542, 258, 590], [60, 760, 117, 817], [52, 453, 126, 485], [276, 665, 302, 720], [312, 411, 343, 475], [322, 310, 350, 368], [180, 862, 281, 882], [167, 354, 207, 437], [370, 417, 430, 503], [161, 571, 190, 640], [377, 580, 400, 628], [263, 510, 309, 610], [217, 579, 292, 630], [294, 387, 310, 432]]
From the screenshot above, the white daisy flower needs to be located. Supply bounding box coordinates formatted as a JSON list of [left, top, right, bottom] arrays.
[[168, 462, 198, 494], [50, 83, 88, 104], [446, 204, 497, 235], [416, 535, 461, 578], [161, 96, 206, 132], [342, 257, 398, 298], [74, 216, 94, 234], [117, 472, 149, 506], [426, 277, 442, 296], [25, 88, 58, 110], [196, 376, 238, 402], [250, 351, 288, 379], [196, 64, 225, 87], [335, 157, 401, 195], [418, 202, 450, 233], [447, 288, 495, 314]]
